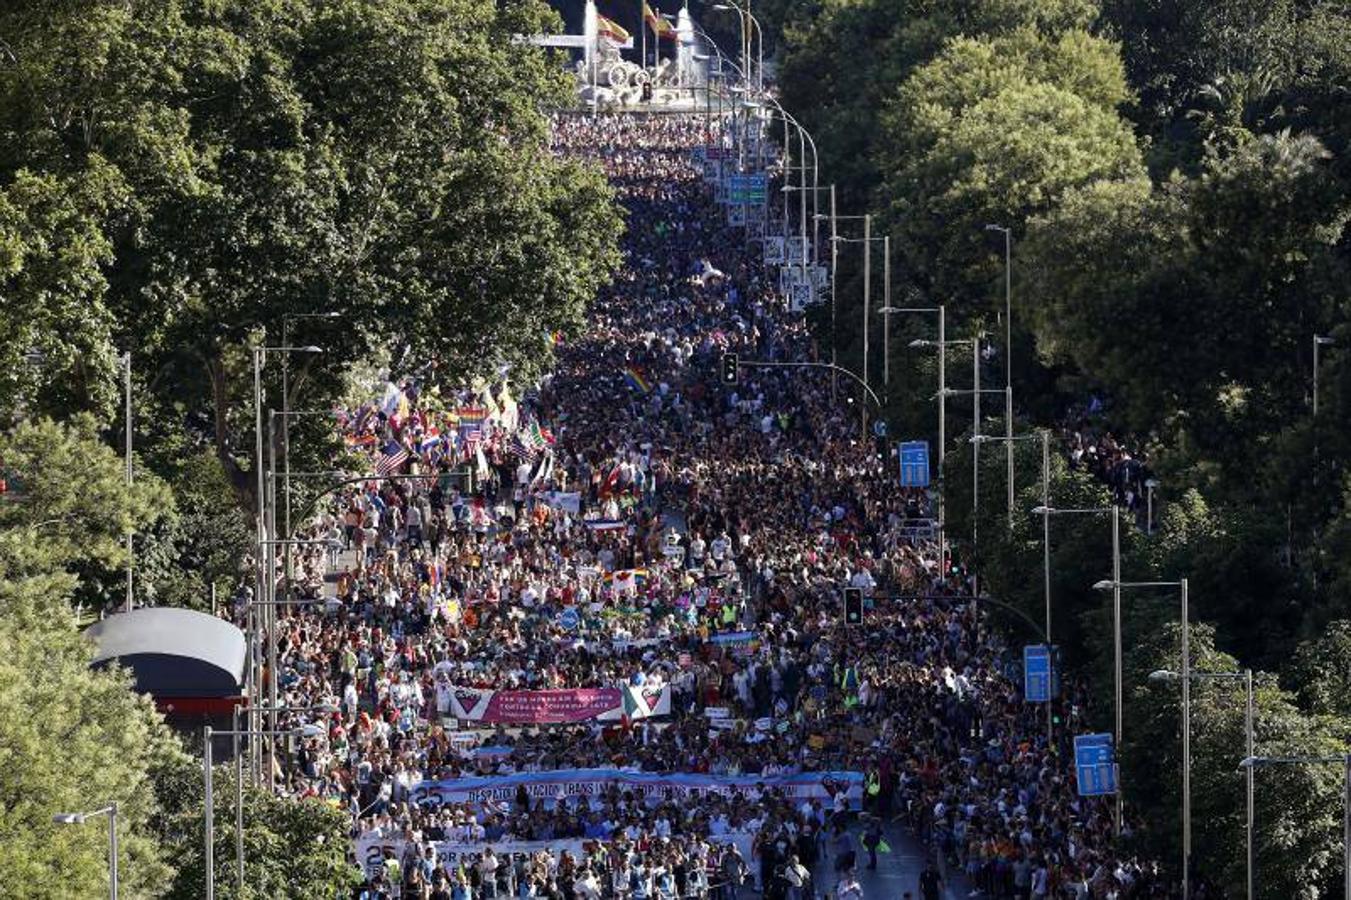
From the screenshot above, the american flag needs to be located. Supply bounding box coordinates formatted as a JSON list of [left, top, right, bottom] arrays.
[[376, 440, 410, 475], [505, 433, 536, 461]]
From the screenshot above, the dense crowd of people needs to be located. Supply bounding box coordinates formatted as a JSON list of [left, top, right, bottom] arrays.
[[240, 112, 1176, 899]]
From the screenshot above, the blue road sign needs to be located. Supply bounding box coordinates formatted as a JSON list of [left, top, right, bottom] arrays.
[[559, 607, 580, 631], [899, 441, 931, 487], [1074, 733, 1119, 796], [726, 173, 768, 204], [872, 419, 888, 438], [1024, 644, 1051, 703]]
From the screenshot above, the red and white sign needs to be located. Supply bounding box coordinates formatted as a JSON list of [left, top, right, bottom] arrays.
[[449, 684, 671, 724]]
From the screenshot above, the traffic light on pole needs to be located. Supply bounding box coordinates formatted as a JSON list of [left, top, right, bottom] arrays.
[[844, 587, 863, 625], [720, 352, 739, 385]]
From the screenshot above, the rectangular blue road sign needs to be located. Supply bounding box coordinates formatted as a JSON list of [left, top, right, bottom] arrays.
[[726, 173, 768, 204], [1024, 644, 1051, 703], [1074, 733, 1119, 796], [899, 441, 931, 487]]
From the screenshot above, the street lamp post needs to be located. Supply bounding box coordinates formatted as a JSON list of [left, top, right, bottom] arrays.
[[1151, 666, 1255, 900], [1145, 477, 1159, 534], [1313, 334, 1335, 595], [1314, 335, 1336, 418], [986, 224, 1014, 528], [203, 723, 323, 900], [830, 220, 885, 434], [53, 804, 119, 900], [900, 309, 948, 568], [973, 334, 980, 587], [280, 313, 339, 631], [863, 214, 871, 436], [120, 352, 133, 612], [1032, 505, 1118, 777], [1097, 578, 1189, 896], [879, 239, 892, 388], [712, 2, 761, 92], [974, 430, 1052, 738], [1241, 753, 1350, 900], [250, 344, 321, 779]]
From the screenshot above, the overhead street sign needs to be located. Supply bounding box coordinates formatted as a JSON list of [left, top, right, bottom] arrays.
[[898, 441, 930, 487], [1074, 733, 1119, 797], [726, 173, 768, 204], [1024, 644, 1051, 703]]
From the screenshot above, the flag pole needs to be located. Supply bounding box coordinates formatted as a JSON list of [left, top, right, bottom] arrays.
[[640, 0, 647, 72]]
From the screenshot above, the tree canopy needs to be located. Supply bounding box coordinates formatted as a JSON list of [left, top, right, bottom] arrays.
[[770, 0, 1351, 892], [0, 0, 622, 515]]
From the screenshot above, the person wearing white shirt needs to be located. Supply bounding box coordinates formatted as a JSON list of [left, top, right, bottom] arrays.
[[783, 855, 809, 900]]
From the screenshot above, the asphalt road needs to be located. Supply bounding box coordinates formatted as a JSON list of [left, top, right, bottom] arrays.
[[740, 823, 970, 900]]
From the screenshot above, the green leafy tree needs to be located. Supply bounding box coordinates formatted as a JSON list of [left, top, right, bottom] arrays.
[[0, 164, 127, 425], [0, 0, 623, 515], [0, 416, 172, 609], [152, 757, 358, 900], [1025, 132, 1347, 448], [1119, 621, 1349, 898], [880, 41, 1143, 310], [1285, 620, 1351, 718], [0, 564, 184, 899], [0, 418, 184, 897]]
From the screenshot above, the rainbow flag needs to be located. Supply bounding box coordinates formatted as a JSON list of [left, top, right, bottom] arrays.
[[605, 569, 649, 596], [623, 367, 651, 394]]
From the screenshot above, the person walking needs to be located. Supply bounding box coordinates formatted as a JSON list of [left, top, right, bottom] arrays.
[[862, 815, 883, 871], [783, 854, 809, 900], [919, 860, 943, 900]]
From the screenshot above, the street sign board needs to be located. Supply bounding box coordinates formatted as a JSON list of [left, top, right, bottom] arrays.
[[1024, 644, 1051, 702], [784, 236, 812, 263], [872, 419, 888, 438], [898, 441, 930, 487], [788, 282, 816, 312], [764, 236, 785, 265], [1073, 733, 1119, 796], [726, 173, 768, 204]]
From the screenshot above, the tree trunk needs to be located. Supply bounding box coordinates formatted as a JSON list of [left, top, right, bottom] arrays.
[[205, 348, 256, 515]]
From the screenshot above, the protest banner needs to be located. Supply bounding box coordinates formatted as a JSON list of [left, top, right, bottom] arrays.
[[449, 684, 671, 724], [410, 768, 863, 812], [353, 832, 761, 884]]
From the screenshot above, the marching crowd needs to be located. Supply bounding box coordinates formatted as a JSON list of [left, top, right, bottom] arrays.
[[244, 112, 1175, 899]]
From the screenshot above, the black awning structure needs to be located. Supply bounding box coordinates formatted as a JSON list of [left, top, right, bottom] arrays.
[[85, 607, 246, 699]]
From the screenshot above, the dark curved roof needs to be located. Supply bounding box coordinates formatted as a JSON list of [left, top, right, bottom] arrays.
[[85, 608, 246, 698]]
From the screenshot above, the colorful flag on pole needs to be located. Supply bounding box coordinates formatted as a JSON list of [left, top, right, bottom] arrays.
[[623, 366, 652, 394], [597, 14, 631, 44], [505, 433, 536, 461], [642, 1, 677, 39], [376, 440, 410, 476]]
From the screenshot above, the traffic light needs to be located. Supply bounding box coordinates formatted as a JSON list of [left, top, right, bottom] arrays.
[[720, 352, 739, 385], [844, 587, 863, 625]]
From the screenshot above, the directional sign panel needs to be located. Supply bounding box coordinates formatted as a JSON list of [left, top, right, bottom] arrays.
[[1074, 733, 1119, 796], [726, 173, 768, 204], [764, 236, 786, 265], [785, 236, 813, 263], [898, 441, 931, 487], [1024, 644, 1051, 703]]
